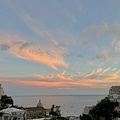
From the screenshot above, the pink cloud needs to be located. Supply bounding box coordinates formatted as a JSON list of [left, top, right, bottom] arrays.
[[84, 70, 95, 78], [100, 70, 120, 80], [99, 67, 110, 75], [35, 70, 72, 81], [1, 68, 120, 89], [0, 34, 68, 70]]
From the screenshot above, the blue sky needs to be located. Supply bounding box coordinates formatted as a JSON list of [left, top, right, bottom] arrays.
[[0, 0, 120, 95]]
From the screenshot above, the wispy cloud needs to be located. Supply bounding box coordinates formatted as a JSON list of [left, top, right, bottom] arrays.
[[83, 67, 110, 79], [99, 67, 110, 75], [35, 70, 72, 81], [0, 34, 68, 70], [82, 23, 120, 52], [20, 13, 67, 50], [84, 70, 95, 78], [99, 70, 120, 80], [82, 23, 109, 38], [112, 68, 116, 71], [77, 54, 83, 58], [90, 49, 114, 66], [82, 23, 120, 40], [82, 23, 120, 66], [1, 67, 120, 89]]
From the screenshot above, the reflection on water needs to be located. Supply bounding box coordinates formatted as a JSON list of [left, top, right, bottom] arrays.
[[12, 95, 106, 116]]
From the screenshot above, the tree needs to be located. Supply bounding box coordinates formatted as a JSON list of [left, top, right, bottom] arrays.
[[89, 97, 119, 120], [49, 111, 59, 117], [0, 95, 14, 109], [99, 117, 105, 120], [49, 105, 59, 117], [51, 105, 55, 111], [80, 97, 119, 120], [80, 114, 92, 120]]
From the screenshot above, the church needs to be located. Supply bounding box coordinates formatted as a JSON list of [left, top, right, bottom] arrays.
[[25, 100, 46, 119]]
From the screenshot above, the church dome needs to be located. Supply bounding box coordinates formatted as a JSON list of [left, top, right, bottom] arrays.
[[37, 99, 43, 107]]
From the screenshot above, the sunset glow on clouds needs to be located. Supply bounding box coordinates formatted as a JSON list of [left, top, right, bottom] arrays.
[[0, 34, 68, 70], [1, 68, 120, 91], [35, 70, 72, 81], [0, 0, 120, 95]]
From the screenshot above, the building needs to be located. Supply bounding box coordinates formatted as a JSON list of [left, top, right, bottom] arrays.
[[108, 86, 120, 103], [84, 105, 95, 114], [0, 84, 1, 100], [37, 100, 43, 107], [45, 109, 51, 116], [0, 84, 5, 109], [0, 113, 11, 120], [1, 87, 4, 96], [25, 100, 46, 119], [0, 84, 5, 100], [109, 86, 120, 95], [0, 107, 26, 120], [25, 107, 46, 119], [115, 106, 120, 113], [109, 94, 120, 102]]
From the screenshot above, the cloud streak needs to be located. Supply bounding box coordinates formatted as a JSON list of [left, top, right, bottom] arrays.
[[35, 70, 72, 81], [82, 23, 120, 40], [82, 23, 120, 65], [83, 67, 111, 79], [1, 67, 120, 90], [0, 34, 68, 70]]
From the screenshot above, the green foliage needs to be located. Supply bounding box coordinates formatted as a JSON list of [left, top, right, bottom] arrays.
[[80, 97, 119, 120], [89, 97, 119, 120], [49, 104, 60, 117], [0, 95, 14, 109], [99, 117, 105, 120], [80, 114, 92, 120], [49, 111, 59, 116], [51, 105, 55, 111]]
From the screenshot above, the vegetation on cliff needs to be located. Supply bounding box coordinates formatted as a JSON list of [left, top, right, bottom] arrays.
[[80, 97, 120, 120]]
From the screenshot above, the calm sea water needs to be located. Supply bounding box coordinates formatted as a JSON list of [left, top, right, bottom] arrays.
[[12, 95, 106, 116]]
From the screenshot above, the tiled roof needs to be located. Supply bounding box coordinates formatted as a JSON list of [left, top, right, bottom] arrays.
[[25, 107, 45, 111]]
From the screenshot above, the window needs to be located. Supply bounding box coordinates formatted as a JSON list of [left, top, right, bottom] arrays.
[[12, 112, 16, 115], [4, 116, 9, 120]]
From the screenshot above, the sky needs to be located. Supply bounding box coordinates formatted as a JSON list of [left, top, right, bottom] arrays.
[[0, 0, 120, 96]]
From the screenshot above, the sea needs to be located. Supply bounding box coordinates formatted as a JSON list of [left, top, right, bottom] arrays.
[[12, 95, 107, 116]]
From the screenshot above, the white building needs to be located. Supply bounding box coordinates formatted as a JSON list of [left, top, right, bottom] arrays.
[[0, 84, 5, 100], [109, 86, 120, 95], [1, 87, 4, 96], [0, 107, 26, 120], [108, 86, 120, 103]]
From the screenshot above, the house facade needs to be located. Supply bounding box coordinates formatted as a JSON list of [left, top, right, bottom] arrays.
[[109, 86, 120, 103], [109, 86, 120, 95], [25, 107, 46, 119], [25, 100, 46, 119], [0, 84, 5, 100], [0, 107, 26, 120]]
